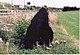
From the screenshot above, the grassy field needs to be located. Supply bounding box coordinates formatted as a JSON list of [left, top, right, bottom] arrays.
[[57, 11, 79, 40], [0, 11, 79, 54]]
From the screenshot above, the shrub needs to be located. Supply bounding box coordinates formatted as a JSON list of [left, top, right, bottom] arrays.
[[12, 18, 30, 45]]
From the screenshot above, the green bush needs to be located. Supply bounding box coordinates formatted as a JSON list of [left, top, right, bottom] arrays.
[[12, 18, 30, 45]]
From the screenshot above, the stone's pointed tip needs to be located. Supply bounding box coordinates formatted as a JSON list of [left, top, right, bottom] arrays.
[[44, 5, 47, 8], [42, 5, 48, 10]]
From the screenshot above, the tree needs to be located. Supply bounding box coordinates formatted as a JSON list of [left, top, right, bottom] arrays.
[[27, 2, 31, 5]]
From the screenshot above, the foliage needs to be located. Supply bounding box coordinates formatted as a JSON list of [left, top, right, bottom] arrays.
[[27, 2, 31, 5], [0, 2, 39, 10], [0, 2, 4, 8], [0, 29, 8, 42], [4, 3, 18, 10], [62, 6, 79, 11], [12, 18, 30, 45]]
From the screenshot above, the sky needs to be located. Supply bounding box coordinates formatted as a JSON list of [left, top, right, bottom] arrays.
[[0, 0, 80, 8]]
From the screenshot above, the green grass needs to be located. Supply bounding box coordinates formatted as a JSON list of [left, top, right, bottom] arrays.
[[57, 11, 79, 40], [0, 43, 79, 54]]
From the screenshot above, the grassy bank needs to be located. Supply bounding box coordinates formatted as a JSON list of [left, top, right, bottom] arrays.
[[57, 11, 79, 39]]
